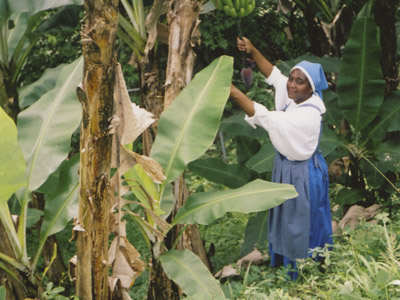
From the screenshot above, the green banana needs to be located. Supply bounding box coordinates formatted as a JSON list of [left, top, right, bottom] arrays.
[[217, 0, 224, 9], [234, 0, 240, 11], [238, 7, 245, 18], [223, 5, 232, 16], [230, 6, 237, 17]]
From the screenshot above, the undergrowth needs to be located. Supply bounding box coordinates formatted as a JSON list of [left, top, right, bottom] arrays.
[[214, 213, 400, 300]]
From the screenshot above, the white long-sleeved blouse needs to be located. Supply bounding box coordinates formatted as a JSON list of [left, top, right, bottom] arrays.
[[245, 66, 326, 161]]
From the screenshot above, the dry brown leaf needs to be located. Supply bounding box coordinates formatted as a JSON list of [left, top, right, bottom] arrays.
[[214, 265, 240, 278], [338, 204, 381, 230], [108, 236, 146, 289], [237, 249, 268, 269], [119, 145, 166, 183], [114, 63, 155, 145], [144, 0, 169, 61]]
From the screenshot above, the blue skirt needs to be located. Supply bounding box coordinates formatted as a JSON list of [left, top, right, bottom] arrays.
[[269, 151, 333, 280]]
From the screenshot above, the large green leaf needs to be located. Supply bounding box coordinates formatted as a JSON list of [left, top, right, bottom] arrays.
[[319, 125, 341, 157], [239, 211, 269, 257], [323, 90, 341, 128], [236, 135, 262, 164], [335, 188, 365, 206], [336, 16, 385, 132], [245, 142, 275, 173], [32, 155, 79, 271], [0, 107, 26, 204], [150, 56, 233, 183], [172, 179, 297, 225], [19, 63, 66, 109], [220, 113, 266, 138], [0, 107, 25, 258], [188, 158, 254, 188], [362, 91, 400, 147], [17, 56, 83, 192], [40, 155, 79, 238], [0, 0, 82, 20], [160, 249, 225, 298]]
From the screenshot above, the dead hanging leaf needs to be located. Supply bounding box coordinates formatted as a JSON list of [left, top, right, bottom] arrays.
[[108, 236, 146, 290], [113, 63, 155, 146], [144, 0, 169, 62], [119, 145, 166, 183]]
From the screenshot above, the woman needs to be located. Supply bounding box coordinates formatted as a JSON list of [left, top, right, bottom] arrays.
[[230, 37, 333, 280]]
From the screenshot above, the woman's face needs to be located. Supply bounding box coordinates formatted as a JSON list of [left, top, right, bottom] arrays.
[[286, 69, 313, 104]]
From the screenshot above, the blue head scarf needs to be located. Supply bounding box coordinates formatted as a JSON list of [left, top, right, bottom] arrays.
[[291, 61, 328, 99]]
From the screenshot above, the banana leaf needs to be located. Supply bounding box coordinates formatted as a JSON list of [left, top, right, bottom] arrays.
[[220, 113, 266, 138], [0, 0, 83, 20], [245, 142, 275, 173], [239, 211, 269, 257], [362, 91, 400, 147], [160, 249, 225, 298], [172, 179, 297, 225], [0, 107, 25, 204], [319, 125, 341, 157], [336, 16, 385, 132], [17, 56, 83, 192], [0, 107, 25, 258], [335, 188, 365, 206], [150, 56, 233, 183], [31, 155, 79, 272], [188, 158, 255, 188], [19, 63, 66, 109], [323, 90, 341, 128], [236, 135, 262, 164]]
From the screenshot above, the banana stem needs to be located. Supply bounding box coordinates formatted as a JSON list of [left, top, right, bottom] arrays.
[[236, 19, 248, 68]]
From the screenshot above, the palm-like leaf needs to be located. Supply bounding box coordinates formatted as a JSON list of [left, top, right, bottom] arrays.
[[160, 250, 225, 298], [172, 179, 297, 225], [150, 56, 233, 183], [337, 16, 385, 132]]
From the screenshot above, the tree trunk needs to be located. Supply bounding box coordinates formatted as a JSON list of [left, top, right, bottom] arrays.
[[76, 0, 119, 299]]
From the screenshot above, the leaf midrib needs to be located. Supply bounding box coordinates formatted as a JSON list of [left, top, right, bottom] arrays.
[[173, 186, 290, 224], [164, 58, 223, 179], [26, 58, 82, 190]]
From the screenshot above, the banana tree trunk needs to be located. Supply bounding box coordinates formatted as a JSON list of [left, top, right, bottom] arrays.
[[148, 1, 209, 298], [76, 0, 119, 299]]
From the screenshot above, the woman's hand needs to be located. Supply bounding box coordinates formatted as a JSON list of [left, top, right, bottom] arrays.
[[237, 36, 254, 55]]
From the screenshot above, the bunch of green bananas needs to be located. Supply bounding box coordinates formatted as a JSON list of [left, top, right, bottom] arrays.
[[212, 0, 255, 18]]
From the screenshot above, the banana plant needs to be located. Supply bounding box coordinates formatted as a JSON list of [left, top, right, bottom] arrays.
[[112, 55, 297, 297], [117, 0, 147, 60], [0, 56, 83, 295], [0, 0, 83, 120]]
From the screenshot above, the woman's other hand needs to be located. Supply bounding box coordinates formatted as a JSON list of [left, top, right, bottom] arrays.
[[237, 36, 254, 55]]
